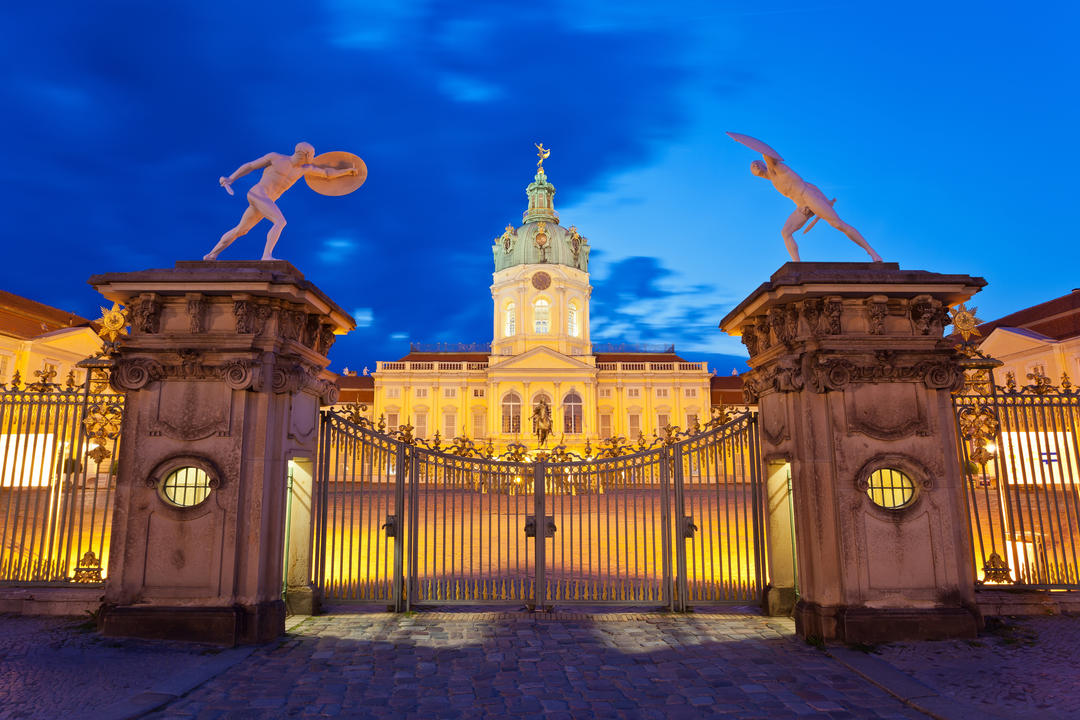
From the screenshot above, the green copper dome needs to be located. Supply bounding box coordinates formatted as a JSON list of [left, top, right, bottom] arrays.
[[491, 165, 590, 273]]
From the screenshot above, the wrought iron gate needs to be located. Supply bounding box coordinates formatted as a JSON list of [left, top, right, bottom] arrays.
[[955, 361, 1080, 589], [313, 410, 765, 610], [0, 364, 122, 585]]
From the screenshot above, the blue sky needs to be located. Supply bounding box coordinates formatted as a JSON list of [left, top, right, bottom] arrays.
[[2, 2, 1077, 374]]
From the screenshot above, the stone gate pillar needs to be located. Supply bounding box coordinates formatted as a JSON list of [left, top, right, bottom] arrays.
[[721, 263, 985, 643], [90, 261, 353, 644]]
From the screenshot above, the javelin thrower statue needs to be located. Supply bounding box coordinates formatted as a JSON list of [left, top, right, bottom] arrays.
[[205, 142, 366, 261], [727, 132, 882, 262]]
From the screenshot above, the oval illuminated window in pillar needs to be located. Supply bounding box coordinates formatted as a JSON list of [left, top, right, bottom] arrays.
[[865, 468, 917, 509], [160, 466, 214, 508]]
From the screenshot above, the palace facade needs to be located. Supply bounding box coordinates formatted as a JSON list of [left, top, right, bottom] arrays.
[[339, 154, 742, 449]]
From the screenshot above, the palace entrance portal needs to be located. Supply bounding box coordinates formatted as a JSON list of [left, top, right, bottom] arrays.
[[312, 411, 765, 610]]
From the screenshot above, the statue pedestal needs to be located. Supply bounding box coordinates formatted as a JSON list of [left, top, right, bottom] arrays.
[[721, 262, 985, 643], [90, 261, 353, 644]]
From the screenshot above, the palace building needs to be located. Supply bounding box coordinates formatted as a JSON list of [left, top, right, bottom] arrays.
[[339, 151, 741, 449]]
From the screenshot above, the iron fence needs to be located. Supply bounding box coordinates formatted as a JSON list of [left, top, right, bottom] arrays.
[[955, 363, 1080, 588], [0, 367, 122, 585], [313, 410, 765, 610]]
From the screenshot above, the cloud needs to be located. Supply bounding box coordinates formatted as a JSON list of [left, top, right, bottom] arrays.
[[318, 237, 359, 264], [352, 307, 374, 328], [390, 332, 408, 341], [590, 256, 743, 355]]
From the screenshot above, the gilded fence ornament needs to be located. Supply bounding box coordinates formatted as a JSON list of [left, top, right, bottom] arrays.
[[1025, 371, 1054, 395], [950, 303, 982, 342], [83, 400, 124, 464], [72, 550, 103, 583], [344, 402, 368, 426], [982, 552, 1012, 584], [98, 302, 129, 342], [27, 367, 58, 392], [957, 403, 999, 466]]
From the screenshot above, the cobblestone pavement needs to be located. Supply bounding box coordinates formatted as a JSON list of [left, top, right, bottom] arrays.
[[876, 614, 1080, 720], [0, 614, 234, 720], [5, 610, 1078, 719], [148, 610, 925, 720]]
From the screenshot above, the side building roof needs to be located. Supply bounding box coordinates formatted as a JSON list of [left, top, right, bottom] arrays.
[[0, 289, 94, 340], [975, 289, 1080, 342], [710, 375, 745, 407]]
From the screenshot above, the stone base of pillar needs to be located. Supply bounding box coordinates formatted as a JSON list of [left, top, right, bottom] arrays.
[[98, 600, 285, 646], [762, 585, 797, 617], [794, 600, 980, 643], [284, 584, 321, 616]]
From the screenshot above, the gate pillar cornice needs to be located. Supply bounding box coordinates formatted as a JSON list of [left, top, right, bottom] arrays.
[[89, 261, 354, 645], [721, 261, 986, 643]]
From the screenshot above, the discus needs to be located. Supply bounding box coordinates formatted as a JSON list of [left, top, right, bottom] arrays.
[[305, 151, 367, 196]]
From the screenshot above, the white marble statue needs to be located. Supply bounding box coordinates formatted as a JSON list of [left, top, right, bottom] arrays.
[[727, 132, 882, 263], [205, 142, 363, 261]]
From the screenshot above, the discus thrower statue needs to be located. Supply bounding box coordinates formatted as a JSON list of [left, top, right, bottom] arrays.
[[727, 132, 882, 262], [206, 142, 367, 261]]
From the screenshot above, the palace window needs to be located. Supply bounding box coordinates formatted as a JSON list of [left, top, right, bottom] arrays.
[[628, 413, 641, 440], [473, 388, 485, 398], [415, 388, 428, 398], [657, 413, 670, 430], [444, 387, 457, 398], [686, 413, 698, 429], [414, 413, 427, 438], [599, 413, 612, 439], [655, 388, 669, 399], [504, 302, 516, 336], [443, 413, 456, 439], [685, 388, 697, 398], [627, 388, 641, 399], [0, 354, 10, 381], [563, 390, 583, 434], [568, 301, 579, 337], [599, 388, 612, 398], [385, 387, 401, 399], [386, 412, 399, 430], [473, 409, 486, 437], [501, 392, 521, 433], [533, 299, 550, 334]]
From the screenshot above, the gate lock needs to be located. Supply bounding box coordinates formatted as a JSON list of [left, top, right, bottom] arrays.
[[382, 515, 397, 538], [524, 515, 557, 538], [682, 515, 698, 538]]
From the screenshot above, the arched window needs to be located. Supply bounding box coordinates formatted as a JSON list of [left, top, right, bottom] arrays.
[[567, 301, 579, 337], [563, 390, 583, 434], [504, 302, 516, 336], [501, 391, 521, 433], [533, 298, 550, 334]]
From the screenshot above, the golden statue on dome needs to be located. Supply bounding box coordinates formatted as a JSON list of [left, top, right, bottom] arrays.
[[535, 142, 550, 170]]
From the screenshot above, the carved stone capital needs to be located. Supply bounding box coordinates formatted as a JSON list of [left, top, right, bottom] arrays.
[[186, 293, 208, 334], [221, 359, 257, 390], [111, 358, 165, 391], [132, 293, 161, 334], [740, 323, 760, 357], [866, 296, 888, 335], [910, 294, 947, 336], [234, 300, 254, 334]]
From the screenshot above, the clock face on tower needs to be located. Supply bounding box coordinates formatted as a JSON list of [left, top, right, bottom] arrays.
[[531, 272, 551, 290]]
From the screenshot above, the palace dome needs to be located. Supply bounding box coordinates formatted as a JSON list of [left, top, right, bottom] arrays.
[[492, 164, 590, 273]]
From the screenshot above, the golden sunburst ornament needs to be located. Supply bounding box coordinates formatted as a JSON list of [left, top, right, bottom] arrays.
[[97, 302, 129, 343], [951, 302, 982, 342]]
